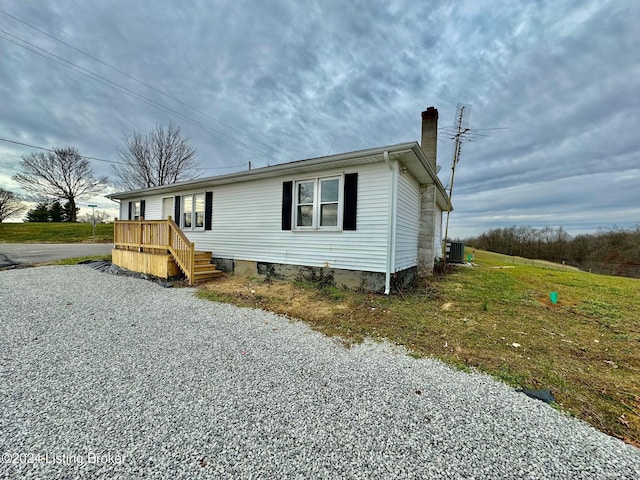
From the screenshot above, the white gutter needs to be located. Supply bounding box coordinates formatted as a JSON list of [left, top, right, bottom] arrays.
[[384, 151, 398, 295]]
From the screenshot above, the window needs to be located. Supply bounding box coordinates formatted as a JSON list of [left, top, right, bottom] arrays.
[[182, 193, 205, 229], [294, 176, 341, 229], [319, 178, 339, 226], [132, 201, 141, 220], [128, 200, 144, 220], [195, 194, 205, 228], [296, 181, 314, 227]]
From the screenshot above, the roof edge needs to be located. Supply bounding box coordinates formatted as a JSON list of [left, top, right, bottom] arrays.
[[106, 142, 421, 200]]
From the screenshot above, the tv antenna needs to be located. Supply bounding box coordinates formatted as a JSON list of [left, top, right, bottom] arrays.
[[442, 103, 471, 263]]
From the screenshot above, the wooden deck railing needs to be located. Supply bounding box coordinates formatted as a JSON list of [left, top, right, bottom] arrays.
[[113, 216, 195, 285]]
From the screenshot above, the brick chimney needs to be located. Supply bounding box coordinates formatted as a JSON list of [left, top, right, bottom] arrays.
[[421, 107, 438, 171]]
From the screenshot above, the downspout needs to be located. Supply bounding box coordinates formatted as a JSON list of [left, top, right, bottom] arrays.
[[384, 151, 398, 295]]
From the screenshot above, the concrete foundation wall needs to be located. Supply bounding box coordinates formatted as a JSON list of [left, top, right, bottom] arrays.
[[212, 257, 416, 292]]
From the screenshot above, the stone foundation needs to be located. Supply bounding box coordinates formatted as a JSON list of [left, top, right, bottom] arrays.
[[211, 257, 417, 292]]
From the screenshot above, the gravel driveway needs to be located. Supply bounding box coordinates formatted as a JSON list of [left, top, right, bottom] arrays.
[[1, 266, 639, 479]]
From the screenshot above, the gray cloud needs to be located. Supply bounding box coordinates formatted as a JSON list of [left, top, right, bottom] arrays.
[[0, 0, 638, 233]]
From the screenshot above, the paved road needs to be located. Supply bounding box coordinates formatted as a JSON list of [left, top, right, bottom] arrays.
[[0, 243, 112, 268]]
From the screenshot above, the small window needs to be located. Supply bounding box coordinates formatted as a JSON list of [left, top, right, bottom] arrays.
[[182, 193, 205, 230], [194, 193, 205, 228], [294, 176, 342, 230], [133, 200, 141, 220], [183, 197, 192, 228]]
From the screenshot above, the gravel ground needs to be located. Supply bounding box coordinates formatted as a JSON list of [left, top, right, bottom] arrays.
[[1, 266, 639, 479]]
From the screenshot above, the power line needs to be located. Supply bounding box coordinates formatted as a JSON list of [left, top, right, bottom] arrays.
[[0, 27, 282, 160], [0, 136, 251, 171], [0, 8, 286, 158], [0, 28, 271, 157], [0, 137, 124, 164]]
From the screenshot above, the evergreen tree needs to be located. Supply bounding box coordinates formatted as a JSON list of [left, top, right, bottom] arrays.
[[25, 203, 50, 222], [49, 201, 64, 222]]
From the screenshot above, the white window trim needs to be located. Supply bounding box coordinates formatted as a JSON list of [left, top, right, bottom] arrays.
[[293, 175, 343, 231], [182, 193, 205, 231]]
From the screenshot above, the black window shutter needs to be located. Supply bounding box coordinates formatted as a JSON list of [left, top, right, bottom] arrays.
[[343, 173, 358, 230], [282, 181, 293, 230], [140, 200, 146, 219], [128, 201, 133, 220], [174, 195, 181, 224], [205, 191, 213, 230]]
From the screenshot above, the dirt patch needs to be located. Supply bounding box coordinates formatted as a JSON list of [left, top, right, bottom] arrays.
[[198, 274, 360, 341]]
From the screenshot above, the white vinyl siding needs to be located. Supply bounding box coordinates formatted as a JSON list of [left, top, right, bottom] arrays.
[[394, 168, 420, 271], [185, 163, 390, 272], [134, 196, 163, 220], [120, 196, 163, 220]]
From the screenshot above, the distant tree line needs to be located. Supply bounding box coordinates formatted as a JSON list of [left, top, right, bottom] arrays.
[[465, 225, 640, 278]]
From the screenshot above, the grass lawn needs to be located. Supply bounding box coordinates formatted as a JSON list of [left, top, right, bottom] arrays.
[[197, 249, 640, 447], [0, 222, 114, 243]]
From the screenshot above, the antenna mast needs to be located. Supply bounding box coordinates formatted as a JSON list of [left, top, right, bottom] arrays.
[[442, 103, 471, 264]]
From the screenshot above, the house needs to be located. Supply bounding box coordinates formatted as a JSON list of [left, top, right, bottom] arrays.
[[106, 107, 451, 293]]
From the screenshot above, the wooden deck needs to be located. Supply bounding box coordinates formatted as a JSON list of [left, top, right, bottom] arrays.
[[113, 217, 222, 284]]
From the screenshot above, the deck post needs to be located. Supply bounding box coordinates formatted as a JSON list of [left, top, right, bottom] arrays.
[[138, 217, 144, 252], [190, 245, 195, 285]]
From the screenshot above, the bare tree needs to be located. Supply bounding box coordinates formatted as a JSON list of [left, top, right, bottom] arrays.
[[12, 147, 108, 223], [0, 188, 26, 222], [113, 123, 200, 190], [78, 209, 111, 224]]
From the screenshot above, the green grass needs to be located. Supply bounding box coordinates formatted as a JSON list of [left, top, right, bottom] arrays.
[[198, 248, 640, 447], [0, 222, 114, 243]]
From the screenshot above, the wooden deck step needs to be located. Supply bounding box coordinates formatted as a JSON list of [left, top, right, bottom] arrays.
[[192, 250, 223, 282], [193, 269, 224, 282]]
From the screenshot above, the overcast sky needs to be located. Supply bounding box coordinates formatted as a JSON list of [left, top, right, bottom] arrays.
[[1, 0, 638, 237]]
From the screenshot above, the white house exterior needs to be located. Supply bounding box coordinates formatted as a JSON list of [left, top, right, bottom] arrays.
[[107, 108, 450, 292]]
